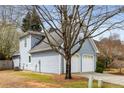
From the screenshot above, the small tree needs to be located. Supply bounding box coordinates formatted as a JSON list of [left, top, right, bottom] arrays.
[[21, 6, 42, 32]]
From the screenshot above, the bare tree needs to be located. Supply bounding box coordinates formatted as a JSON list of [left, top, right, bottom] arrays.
[[98, 33, 124, 67], [0, 6, 27, 59], [35, 5, 124, 79]]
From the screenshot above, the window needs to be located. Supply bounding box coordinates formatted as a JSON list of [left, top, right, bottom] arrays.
[[24, 38, 27, 47], [29, 56, 31, 63]]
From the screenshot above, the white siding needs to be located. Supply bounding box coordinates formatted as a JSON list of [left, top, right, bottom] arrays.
[[20, 35, 31, 70], [13, 56, 20, 67], [31, 51, 61, 74]]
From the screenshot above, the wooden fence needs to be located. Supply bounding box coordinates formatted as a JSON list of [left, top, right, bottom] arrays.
[[0, 60, 13, 70]]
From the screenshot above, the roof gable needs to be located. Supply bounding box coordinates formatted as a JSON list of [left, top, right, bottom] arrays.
[[30, 31, 63, 53], [89, 39, 100, 53], [30, 31, 99, 54]]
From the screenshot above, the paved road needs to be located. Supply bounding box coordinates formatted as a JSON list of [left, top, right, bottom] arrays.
[[75, 72, 124, 86]]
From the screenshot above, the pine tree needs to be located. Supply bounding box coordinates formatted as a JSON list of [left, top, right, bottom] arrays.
[[30, 7, 42, 31], [21, 7, 42, 32], [21, 12, 31, 32]]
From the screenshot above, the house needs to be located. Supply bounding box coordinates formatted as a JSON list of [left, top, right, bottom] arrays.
[[12, 30, 99, 74]]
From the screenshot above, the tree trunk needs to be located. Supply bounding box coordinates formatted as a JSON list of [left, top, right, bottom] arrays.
[[65, 57, 72, 79]]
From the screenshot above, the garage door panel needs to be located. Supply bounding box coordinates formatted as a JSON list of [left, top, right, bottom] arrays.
[[82, 55, 94, 72], [64, 54, 80, 73]]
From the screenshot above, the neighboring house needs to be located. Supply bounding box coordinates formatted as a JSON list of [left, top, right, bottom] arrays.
[[12, 31, 99, 74]]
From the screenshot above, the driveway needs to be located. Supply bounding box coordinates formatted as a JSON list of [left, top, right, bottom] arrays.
[[75, 72, 124, 86]]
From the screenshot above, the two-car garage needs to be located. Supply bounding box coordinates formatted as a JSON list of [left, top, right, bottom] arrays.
[[64, 54, 95, 73]]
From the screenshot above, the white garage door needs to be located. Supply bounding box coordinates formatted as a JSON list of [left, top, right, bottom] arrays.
[[71, 55, 80, 72], [64, 54, 80, 73], [82, 55, 94, 72]]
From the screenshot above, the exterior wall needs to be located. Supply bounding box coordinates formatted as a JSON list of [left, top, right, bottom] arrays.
[[19, 34, 43, 71], [31, 50, 62, 74], [19, 35, 32, 70], [13, 56, 20, 67]]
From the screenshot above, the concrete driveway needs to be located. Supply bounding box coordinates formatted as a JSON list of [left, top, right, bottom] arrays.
[[75, 72, 124, 86]]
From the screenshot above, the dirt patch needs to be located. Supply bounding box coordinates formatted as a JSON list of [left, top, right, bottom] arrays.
[[53, 74, 88, 82], [0, 70, 62, 88], [25, 81, 62, 88], [0, 70, 122, 88]]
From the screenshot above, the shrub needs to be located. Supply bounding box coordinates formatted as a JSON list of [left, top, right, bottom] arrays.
[[95, 61, 105, 73], [96, 67, 104, 73]]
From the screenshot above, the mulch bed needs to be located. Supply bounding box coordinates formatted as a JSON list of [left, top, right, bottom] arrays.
[[53, 74, 88, 82]]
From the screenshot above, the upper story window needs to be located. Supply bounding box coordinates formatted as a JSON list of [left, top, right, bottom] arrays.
[[24, 38, 27, 47]]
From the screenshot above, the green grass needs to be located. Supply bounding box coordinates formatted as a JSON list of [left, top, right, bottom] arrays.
[[63, 81, 88, 88], [15, 71, 124, 88], [16, 71, 54, 83], [63, 80, 124, 88]]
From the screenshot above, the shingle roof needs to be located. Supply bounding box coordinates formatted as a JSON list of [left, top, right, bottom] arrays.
[[29, 32, 99, 54], [30, 31, 63, 53], [29, 31, 99, 54], [13, 30, 99, 54]]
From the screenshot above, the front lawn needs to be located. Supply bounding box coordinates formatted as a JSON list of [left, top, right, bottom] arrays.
[[15, 71, 124, 88]]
